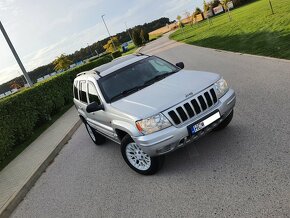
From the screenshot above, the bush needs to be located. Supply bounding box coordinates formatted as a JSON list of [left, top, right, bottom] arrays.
[[111, 50, 122, 59], [132, 29, 143, 47], [140, 29, 149, 43], [88, 54, 107, 62], [0, 55, 112, 162]]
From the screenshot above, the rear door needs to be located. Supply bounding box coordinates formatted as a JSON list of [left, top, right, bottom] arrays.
[[76, 80, 88, 118]]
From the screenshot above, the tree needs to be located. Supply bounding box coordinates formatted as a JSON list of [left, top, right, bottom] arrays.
[[103, 36, 120, 53], [203, 1, 213, 26], [176, 15, 184, 29], [10, 81, 22, 90], [53, 54, 72, 71], [140, 29, 149, 43], [184, 11, 193, 27], [210, 0, 220, 8], [132, 29, 143, 47], [220, 0, 232, 21]]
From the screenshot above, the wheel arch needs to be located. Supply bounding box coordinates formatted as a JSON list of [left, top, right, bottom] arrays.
[[79, 115, 86, 123], [115, 129, 129, 141], [111, 120, 140, 141]]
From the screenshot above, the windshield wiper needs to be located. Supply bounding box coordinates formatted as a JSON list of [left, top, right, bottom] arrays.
[[143, 71, 177, 86], [110, 84, 148, 102], [109, 71, 178, 102]]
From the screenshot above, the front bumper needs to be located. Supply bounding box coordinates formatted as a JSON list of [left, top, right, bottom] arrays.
[[132, 89, 236, 156]]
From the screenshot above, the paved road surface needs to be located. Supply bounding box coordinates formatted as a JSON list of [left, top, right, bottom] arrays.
[[12, 34, 290, 218]]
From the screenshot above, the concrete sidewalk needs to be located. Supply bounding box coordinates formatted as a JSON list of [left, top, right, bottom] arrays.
[[0, 106, 82, 218]]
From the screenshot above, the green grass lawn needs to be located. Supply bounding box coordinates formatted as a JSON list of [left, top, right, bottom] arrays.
[[149, 33, 163, 41], [122, 42, 138, 56], [170, 0, 290, 59]]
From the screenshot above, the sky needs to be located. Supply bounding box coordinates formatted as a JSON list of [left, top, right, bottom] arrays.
[[0, 0, 204, 85]]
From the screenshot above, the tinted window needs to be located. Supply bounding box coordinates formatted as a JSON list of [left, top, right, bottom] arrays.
[[87, 82, 101, 105], [73, 81, 79, 99], [98, 56, 179, 102], [79, 81, 87, 103]]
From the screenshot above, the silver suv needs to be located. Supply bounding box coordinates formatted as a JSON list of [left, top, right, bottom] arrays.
[[73, 54, 236, 175]]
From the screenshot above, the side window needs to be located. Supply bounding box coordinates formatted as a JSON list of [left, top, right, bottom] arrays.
[[73, 81, 79, 100], [87, 82, 101, 105], [79, 81, 88, 103]]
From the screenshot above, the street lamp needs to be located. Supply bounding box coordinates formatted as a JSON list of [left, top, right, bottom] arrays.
[[101, 14, 117, 52], [0, 21, 33, 87]]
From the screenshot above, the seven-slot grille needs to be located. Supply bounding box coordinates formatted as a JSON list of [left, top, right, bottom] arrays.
[[167, 88, 218, 125]]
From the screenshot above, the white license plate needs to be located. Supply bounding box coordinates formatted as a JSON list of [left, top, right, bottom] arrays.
[[188, 112, 221, 135]]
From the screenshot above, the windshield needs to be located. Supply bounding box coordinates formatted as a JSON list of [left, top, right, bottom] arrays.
[[98, 56, 180, 102]]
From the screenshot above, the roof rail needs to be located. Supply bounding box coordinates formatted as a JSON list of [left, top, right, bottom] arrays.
[[76, 71, 99, 77], [135, 52, 149, 56]]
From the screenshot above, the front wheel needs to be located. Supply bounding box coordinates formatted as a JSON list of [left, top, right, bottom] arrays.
[[121, 135, 164, 175]]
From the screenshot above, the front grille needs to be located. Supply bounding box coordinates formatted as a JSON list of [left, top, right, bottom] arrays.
[[167, 88, 218, 125]]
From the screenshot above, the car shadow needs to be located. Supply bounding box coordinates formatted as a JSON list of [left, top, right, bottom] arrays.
[[160, 123, 247, 175]]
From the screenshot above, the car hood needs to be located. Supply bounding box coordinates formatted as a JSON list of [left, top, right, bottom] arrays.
[[111, 70, 220, 118]]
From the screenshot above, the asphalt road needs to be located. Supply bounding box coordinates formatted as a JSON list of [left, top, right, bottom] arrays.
[[12, 34, 290, 218]]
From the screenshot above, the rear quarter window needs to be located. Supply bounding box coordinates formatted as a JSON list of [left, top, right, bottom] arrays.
[[73, 81, 79, 99], [79, 81, 88, 103]]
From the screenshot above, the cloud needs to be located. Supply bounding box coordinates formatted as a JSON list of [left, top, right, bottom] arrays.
[[0, 0, 200, 85], [0, 0, 13, 11], [0, 0, 19, 15], [0, 64, 20, 84], [0, 21, 109, 84], [162, 0, 195, 18]]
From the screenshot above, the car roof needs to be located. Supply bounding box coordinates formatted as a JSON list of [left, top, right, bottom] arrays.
[[75, 54, 149, 81]]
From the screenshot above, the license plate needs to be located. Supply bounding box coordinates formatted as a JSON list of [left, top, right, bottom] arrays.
[[188, 112, 221, 135]]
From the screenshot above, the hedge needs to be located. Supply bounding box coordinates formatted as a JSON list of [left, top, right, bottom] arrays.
[[0, 55, 112, 162], [111, 51, 122, 59]]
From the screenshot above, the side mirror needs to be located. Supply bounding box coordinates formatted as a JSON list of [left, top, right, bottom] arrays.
[[176, 62, 184, 69], [86, 102, 104, 113]]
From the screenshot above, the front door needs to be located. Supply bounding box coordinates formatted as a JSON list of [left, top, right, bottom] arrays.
[[86, 81, 114, 138]]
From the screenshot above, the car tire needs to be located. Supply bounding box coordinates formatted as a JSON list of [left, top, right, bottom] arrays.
[[213, 110, 234, 131], [84, 122, 106, 145], [121, 135, 164, 175]]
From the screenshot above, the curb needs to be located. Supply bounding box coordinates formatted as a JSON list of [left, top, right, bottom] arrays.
[[176, 39, 290, 64], [0, 119, 82, 218], [135, 46, 143, 53], [148, 33, 290, 64]]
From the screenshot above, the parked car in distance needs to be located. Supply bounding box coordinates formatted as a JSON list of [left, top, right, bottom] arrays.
[[73, 54, 236, 175]]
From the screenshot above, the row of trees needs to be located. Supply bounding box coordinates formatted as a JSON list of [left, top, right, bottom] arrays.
[[132, 28, 149, 46], [102, 27, 149, 53], [0, 17, 172, 94], [177, 0, 254, 27]]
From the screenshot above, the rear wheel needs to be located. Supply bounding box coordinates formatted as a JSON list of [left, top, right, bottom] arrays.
[[121, 135, 164, 175], [213, 110, 234, 131], [84, 122, 106, 145]]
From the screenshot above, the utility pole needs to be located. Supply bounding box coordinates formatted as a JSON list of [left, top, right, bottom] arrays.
[[95, 50, 99, 57], [101, 15, 117, 52], [87, 43, 94, 57], [125, 22, 133, 41], [0, 21, 33, 87]]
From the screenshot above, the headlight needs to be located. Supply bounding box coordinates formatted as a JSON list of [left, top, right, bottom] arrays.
[[215, 78, 229, 98], [136, 113, 172, 135]]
